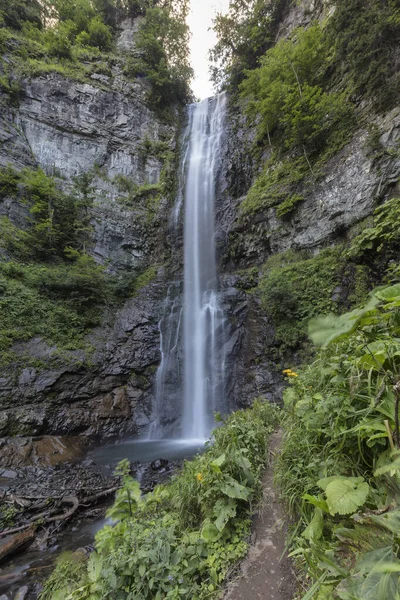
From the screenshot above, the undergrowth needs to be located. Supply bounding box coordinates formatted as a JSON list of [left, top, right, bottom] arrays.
[[40, 401, 280, 600], [276, 282, 400, 599], [256, 198, 400, 359], [0, 164, 160, 365], [237, 2, 400, 221], [258, 247, 369, 358]]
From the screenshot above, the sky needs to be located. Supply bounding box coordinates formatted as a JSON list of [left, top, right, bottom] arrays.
[[187, 0, 230, 100]]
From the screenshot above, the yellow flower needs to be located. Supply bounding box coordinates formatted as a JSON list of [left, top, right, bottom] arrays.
[[282, 369, 292, 374], [196, 473, 203, 482]]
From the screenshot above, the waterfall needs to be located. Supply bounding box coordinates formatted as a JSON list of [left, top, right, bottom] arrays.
[[149, 93, 227, 441], [148, 282, 183, 440], [182, 94, 227, 441]]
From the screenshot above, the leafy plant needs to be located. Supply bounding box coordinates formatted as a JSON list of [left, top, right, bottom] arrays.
[[257, 247, 368, 356], [277, 283, 400, 598], [348, 198, 400, 262], [41, 401, 280, 600]]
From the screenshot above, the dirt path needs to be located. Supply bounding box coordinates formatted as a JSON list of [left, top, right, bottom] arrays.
[[224, 431, 296, 600]]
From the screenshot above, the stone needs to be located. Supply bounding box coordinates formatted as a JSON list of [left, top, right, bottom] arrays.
[[150, 458, 168, 471], [13, 587, 29, 600], [0, 469, 18, 479]]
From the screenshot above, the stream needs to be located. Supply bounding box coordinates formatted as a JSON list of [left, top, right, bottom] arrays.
[[0, 438, 204, 598]]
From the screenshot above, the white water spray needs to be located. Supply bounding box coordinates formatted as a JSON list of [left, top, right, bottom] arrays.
[[149, 94, 227, 441], [182, 94, 227, 440]]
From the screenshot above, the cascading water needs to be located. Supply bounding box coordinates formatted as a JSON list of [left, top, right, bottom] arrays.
[[182, 94, 227, 441], [148, 282, 183, 440], [149, 93, 227, 442]]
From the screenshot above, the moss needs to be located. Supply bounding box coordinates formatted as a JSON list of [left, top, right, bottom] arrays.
[[234, 266, 260, 291], [240, 155, 309, 218], [138, 137, 171, 163], [348, 197, 400, 262], [257, 247, 371, 357], [275, 193, 304, 218], [0, 260, 108, 363], [132, 266, 158, 296]]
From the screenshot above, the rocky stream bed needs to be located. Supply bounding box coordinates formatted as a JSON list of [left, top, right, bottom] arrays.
[[0, 436, 202, 599]]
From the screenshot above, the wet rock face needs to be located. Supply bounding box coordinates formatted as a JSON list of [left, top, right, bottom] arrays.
[[0, 289, 164, 439], [218, 105, 400, 269], [213, 100, 400, 408], [0, 70, 174, 274], [0, 46, 175, 441], [17, 75, 164, 183]]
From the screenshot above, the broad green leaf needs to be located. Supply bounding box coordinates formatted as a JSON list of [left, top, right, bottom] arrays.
[[374, 456, 400, 477], [317, 476, 351, 491], [283, 386, 297, 409], [201, 521, 220, 543], [337, 572, 399, 600], [375, 284, 400, 302], [370, 510, 400, 534], [372, 563, 400, 573], [302, 508, 324, 541], [221, 477, 250, 500], [308, 296, 379, 347], [358, 352, 386, 370], [210, 453, 226, 472], [214, 499, 237, 532], [302, 493, 329, 513], [324, 477, 369, 515], [88, 554, 103, 583]]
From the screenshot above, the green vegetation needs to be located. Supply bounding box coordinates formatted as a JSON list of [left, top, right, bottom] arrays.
[[270, 197, 400, 598], [240, 155, 309, 216], [40, 401, 280, 600], [0, 0, 193, 109], [238, 22, 355, 219], [0, 257, 106, 364], [0, 165, 158, 365], [240, 23, 353, 153], [329, 0, 400, 110], [212, 1, 400, 221], [114, 136, 176, 221], [348, 197, 400, 263], [132, 2, 193, 107], [276, 284, 400, 599], [132, 265, 158, 295], [256, 198, 400, 358], [210, 0, 290, 88], [258, 247, 369, 357], [0, 165, 93, 259]]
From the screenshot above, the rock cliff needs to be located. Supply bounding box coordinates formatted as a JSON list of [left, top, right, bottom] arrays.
[[0, 19, 177, 440]]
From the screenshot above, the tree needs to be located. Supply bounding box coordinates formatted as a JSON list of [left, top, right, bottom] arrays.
[[135, 0, 193, 106], [0, 0, 42, 30], [328, 0, 400, 108], [240, 23, 352, 156], [210, 0, 290, 89]]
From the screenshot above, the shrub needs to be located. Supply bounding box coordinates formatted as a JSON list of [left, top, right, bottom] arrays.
[[258, 248, 349, 354], [40, 401, 280, 600], [84, 17, 112, 51], [0, 258, 108, 357], [46, 30, 72, 59], [329, 0, 400, 110], [0, 165, 20, 198], [349, 197, 400, 262], [276, 284, 400, 598], [0, 166, 95, 259]]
